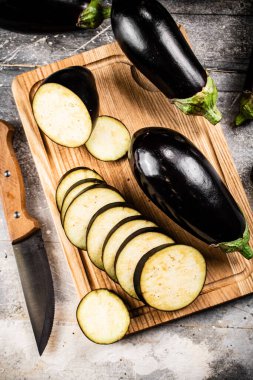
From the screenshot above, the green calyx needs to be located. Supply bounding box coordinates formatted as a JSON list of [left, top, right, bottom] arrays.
[[235, 91, 253, 126], [77, 0, 111, 29], [172, 76, 222, 125], [216, 224, 253, 260]]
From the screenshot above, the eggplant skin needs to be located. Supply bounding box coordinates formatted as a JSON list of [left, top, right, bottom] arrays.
[[129, 127, 246, 245], [0, 0, 88, 32], [43, 66, 99, 122], [111, 0, 207, 99], [244, 49, 253, 93]]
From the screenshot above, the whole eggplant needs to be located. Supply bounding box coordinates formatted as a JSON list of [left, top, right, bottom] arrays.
[[0, 0, 111, 32], [111, 0, 222, 125], [129, 127, 253, 259], [235, 49, 253, 126]]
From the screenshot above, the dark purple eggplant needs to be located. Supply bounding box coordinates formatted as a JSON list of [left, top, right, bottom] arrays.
[[43, 66, 99, 122], [0, 0, 111, 32], [235, 49, 253, 126], [111, 0, 221, 125], [129, 127, 253, 259]]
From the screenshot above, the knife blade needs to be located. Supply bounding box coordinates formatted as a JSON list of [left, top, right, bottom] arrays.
[[0, 120, 55, 355]]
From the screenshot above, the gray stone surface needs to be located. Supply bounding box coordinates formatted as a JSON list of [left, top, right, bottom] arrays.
[[0, 1, 252, 379]]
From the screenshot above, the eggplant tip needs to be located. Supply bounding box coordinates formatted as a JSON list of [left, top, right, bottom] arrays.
[[173, 76, 222, 125], [234, 92, 253, 126], [218, 224, 253, 260], [77, 1, 111, 29]]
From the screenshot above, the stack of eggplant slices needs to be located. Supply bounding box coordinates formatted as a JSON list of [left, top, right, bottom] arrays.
[[32, 65, 206, 345], [31, 0, 252, 344]]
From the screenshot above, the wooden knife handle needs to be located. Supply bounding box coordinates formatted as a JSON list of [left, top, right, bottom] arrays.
[[0, 120, 39, 244]]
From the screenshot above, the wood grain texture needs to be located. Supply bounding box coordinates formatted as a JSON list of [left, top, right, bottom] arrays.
[[0, 120, 39, 243], [11, 41, 253, 336]]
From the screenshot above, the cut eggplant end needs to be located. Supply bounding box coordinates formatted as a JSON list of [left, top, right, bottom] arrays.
[[115, 228, 174, 299], [63, 184, 124, 250], [33, 83, 92, 147], [102, 217, 157, 282], [61, 179, 104, 223], [86, 116, 131, 161], [86, 203, 140, 270], [76, 289, 130, 344], [56, 167, 103, 211], [134, 245, 206, 311]]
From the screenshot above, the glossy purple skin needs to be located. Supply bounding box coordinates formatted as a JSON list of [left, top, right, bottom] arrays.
[[129, 127, 246, 245], [111, 0, 207, 99], [244, 49, 253, 92], [0, 0, 88, 32]]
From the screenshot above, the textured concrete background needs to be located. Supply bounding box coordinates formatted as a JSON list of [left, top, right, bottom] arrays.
[[0, 1, 253, 379]]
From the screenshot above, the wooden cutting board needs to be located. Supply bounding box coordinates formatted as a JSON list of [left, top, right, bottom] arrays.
[[12, 40, 253, 336]]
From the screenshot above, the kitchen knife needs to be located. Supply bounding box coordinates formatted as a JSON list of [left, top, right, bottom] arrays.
[[0, 120, 55, 355]]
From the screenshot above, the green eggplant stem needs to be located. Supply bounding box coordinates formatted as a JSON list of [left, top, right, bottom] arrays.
[[235, 91, 253, 126], [172, 76, 222, 125], [240, 244, 253, 260], [217, 224, 253, 260], [77, 0, 111, 29]]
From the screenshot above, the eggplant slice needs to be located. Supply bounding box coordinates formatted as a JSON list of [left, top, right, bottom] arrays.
[[134, 244, 206, 311], [61, 178, 104, 223], [86, 116, 131, 161], [56, 167, 103, 211], [115, 228, 174, 299], [33, 83, 93, 147], [63, 184, 124, 250], [77, 289, 130, 344], [86, 203, 140, 270], [102, 217, 157, 282]]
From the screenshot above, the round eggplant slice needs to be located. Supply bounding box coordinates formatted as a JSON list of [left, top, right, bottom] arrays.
[[86, 203, 140, 270], [61, 178, 104, 223], [86, 116, 131, 161], [33, 66, 99, 147], [115, 227, 174, 299], [134, 244, 206, 311], [102, 217, 157, 282], [63, 184, 124, 250], [56, 167, 103, 211], [77, 289, 130, 345]]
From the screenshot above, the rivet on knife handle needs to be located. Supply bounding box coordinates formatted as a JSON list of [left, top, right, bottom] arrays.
[[0, 120, 39, 243]]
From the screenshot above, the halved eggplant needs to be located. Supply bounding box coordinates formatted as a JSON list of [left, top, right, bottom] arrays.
[[33, 66, 99, 147], [134, 244, 206, 311], [63, 184, 124, 250], [56, 167, 103, 211], [86, 116, 131, 161], [0, 0, 111, 32], [115, 227, 174, 299], [111, 0, 221, 125], [102, 216, 157, 282], [76, 289, 130, 344], [61, 178, 104, 223], [86, 203, 140, 269], [129, 127, 253, 259]]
